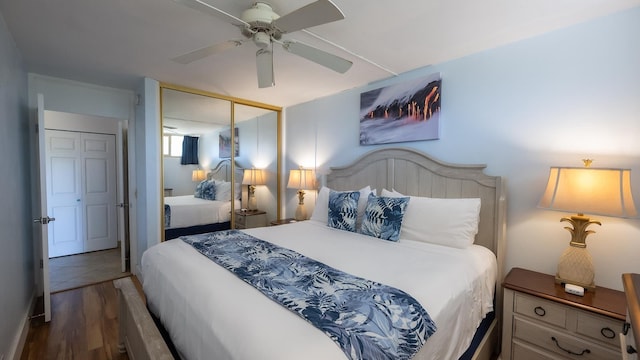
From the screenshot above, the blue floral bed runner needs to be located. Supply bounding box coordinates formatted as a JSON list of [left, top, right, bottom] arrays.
[[181, 230, 437, 360]]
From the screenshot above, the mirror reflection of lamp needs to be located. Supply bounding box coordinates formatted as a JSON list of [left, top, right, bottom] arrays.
[[192, 168, 206, 182], [538, 159, 637, 290], [242, 168, 266, 210], [287, 167, 316, 221]]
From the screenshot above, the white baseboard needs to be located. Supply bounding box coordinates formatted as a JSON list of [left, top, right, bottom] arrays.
[[8, 291, 36, 360]]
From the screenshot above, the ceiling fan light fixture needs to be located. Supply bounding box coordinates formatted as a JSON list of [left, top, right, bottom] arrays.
[[253, 31, 271, 48]]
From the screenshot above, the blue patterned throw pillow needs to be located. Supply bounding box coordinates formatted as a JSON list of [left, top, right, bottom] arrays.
[[194, 179, 216, 200], [327, 190, 360, 232], [194, 180, 207, 198], [361, 193, 410, 241]]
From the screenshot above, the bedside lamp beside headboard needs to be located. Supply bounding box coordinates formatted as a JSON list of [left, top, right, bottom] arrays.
[[539, 159, 637, 290]]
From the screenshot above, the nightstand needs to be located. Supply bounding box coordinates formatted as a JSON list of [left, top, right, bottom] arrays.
[[502, 267, 626, 360], [270, 218, 300, 226], [234, 210, 267, 229], [622, 273, 640, 358]]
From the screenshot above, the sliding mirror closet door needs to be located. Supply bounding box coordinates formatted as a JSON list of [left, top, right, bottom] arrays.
[[161, 84, 282, 239], [161, 87, 233, 240], [233, 104, 279, 225]]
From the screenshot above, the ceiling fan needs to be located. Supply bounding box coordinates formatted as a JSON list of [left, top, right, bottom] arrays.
[[172, 0, 353, 88]]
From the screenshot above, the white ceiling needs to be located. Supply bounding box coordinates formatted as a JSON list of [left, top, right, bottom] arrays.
[[2, 0, 639, 108]]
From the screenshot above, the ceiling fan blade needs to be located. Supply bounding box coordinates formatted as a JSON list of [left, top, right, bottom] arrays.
[[273, 0, 344, 34], [256, 48, 274, 88], [172, 40, 243, 64], [172, 0, 247, 26], [282, 41, 352, 73]]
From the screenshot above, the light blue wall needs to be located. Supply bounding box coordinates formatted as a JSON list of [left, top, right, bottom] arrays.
[[284, 7, 640, 290], [135, 78, 161, 272], [0, 11, 33, 359], [27, 75, 134, 121]]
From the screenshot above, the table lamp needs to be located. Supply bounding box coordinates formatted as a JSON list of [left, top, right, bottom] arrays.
[[538, 160, 637, 290], [242, 168, 265, 210], [192, 168, 206, 182], [287, 167, 315, 221]]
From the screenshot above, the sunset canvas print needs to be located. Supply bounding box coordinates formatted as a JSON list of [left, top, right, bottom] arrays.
[[360, 73, 441, 145]]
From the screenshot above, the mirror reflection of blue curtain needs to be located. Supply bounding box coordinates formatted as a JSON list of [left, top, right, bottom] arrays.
[[181, 135, 199, 165]]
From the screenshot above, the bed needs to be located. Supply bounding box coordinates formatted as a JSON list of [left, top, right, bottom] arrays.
[[119, 147, 506, 360], [164, 159, 241, 240]]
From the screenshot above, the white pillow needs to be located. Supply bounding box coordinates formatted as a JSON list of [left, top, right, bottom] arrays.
[[382, 189, 481, 248], [311, 186, 372, 227], [381, 188, 402, 197], [215, 181, 232, 201]]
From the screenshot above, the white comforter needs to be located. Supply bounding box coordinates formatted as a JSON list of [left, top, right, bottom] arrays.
[[142, 220, 496, 360], [164, 195, 236, 228]]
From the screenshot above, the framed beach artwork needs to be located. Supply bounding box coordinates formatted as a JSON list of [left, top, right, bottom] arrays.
[[219, 127, 239, 158], [359, 73, 441, 145]]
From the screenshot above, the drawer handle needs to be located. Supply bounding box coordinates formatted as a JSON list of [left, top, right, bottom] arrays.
[[600, 327, 615, 339], [623, 322, 631, 335], [551, 336, 590, 356], [628, 345, 638, 354], [534, 306, 546, 316]]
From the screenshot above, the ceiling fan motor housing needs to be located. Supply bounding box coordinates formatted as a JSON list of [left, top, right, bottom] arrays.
[[241, 2, 282, 41]]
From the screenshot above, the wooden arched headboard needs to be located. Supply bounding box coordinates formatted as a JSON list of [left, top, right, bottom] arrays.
[[326, 147, 507, 337], [326, 147, 506, 261]]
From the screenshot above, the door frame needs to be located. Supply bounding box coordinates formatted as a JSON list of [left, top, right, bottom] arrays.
[[33, 107, 131, 322], [44, 110, 128, 262]]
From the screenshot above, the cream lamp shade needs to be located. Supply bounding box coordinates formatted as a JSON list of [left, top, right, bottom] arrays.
[[192, 169, 206, 182], [539, 163, 637, 290], [287, 168, 315, 221], [242, 169, 266, 210]]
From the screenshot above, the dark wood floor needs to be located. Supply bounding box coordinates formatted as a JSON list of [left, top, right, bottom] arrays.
[[21, 276, 143, 360]]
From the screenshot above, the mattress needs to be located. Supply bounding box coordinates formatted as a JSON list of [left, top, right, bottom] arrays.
[[164, 195, 235, 229], [142, 220, 497, 360]]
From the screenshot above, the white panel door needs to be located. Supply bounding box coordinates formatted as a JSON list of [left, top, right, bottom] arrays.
[[46, 130, 83, 257], [82, 133, 117, 252], [45, 131, 118, 256]]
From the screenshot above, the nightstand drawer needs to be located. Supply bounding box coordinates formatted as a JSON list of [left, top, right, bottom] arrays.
[[234, 210, 267, 229], [514, 316, 620, 359], [512, 340, 556, 360], [515, 293, 567, 329], [576, 311, 623, 348], [236, 215, 247, 226]]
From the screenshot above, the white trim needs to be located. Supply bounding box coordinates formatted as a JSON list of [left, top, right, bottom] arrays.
[[8, 291, 36, 360], [44, 110, 120, 134], [43, 110, 132, 274]]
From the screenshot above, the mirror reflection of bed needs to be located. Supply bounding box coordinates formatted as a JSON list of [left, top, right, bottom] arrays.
[[164, 159, 241, 240], [162, 88, 235, 240]]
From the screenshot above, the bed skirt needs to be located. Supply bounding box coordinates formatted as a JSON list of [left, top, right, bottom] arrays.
[[164, 221, 230, 240], [144, 300, 497, 360]]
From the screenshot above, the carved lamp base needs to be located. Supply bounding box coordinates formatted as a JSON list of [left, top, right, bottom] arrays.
[[294, 189, 307, 221], [555, 245, 595, 290]]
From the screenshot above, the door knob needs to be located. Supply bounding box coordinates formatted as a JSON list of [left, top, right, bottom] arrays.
[[33, 216, 56, 224]]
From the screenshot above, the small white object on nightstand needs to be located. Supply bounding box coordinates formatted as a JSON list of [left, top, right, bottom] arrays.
[[564, 283, 585, 296]]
